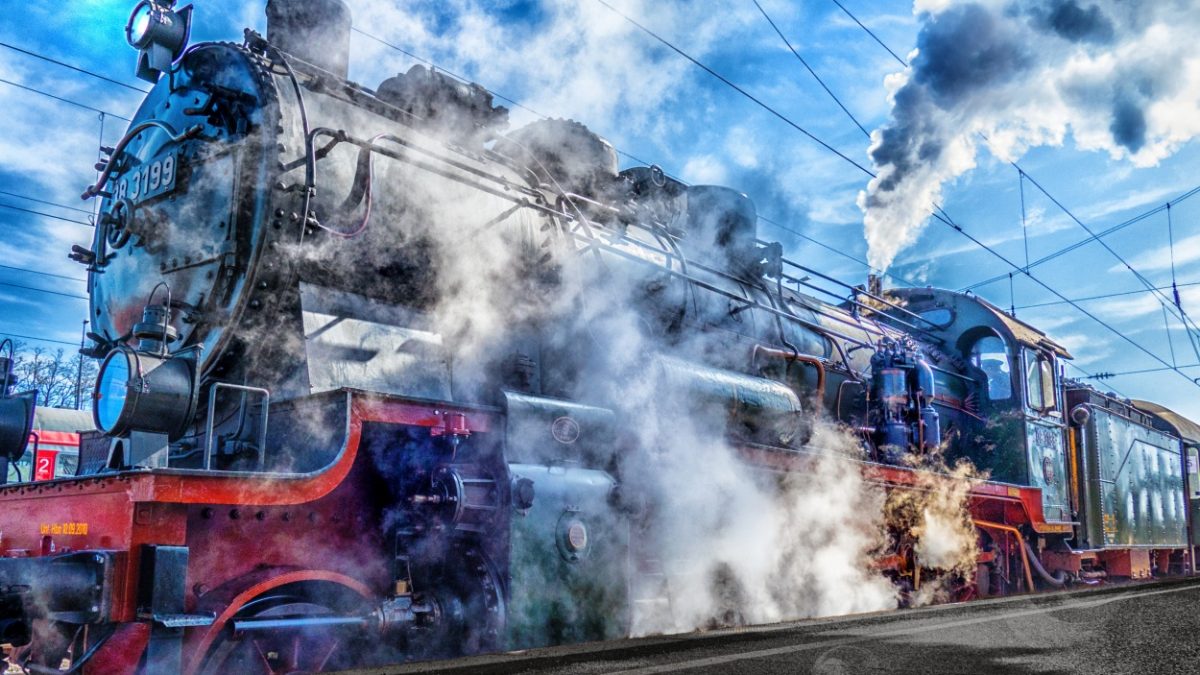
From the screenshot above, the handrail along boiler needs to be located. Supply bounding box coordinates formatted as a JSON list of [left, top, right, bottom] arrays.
[[0, 1, 1197, 672]]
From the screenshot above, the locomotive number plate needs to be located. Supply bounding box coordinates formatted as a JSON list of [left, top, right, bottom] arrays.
[[115, 150, 177, 204]]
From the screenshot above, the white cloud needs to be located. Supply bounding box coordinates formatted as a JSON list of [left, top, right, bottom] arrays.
[[680, 153, 728, 185], [1115, 232, 1200, 274]]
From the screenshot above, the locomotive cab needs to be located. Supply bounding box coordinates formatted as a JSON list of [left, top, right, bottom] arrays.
[[879, 288, 1073, 525]]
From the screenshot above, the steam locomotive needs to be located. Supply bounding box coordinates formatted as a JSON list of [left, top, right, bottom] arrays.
[[0, 1, 1196, 672]]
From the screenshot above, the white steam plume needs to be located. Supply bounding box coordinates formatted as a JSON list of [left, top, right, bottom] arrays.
[[347, 0, 757, 134], [859, 0, 1200, 270]]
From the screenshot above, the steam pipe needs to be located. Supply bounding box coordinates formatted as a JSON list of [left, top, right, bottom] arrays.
[[973, 520, 1036, 592], [297, 125, 887, 349], [1022, 539, 1069, 588], [233, 616, 367, 632], [783, 273, 937, 339], [752, 345, 826, 393]]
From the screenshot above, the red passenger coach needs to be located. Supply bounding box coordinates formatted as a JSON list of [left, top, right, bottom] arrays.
[[24, 408, 93, 481]]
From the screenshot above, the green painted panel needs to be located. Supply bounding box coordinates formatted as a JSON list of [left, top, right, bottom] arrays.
[[1080, 408, 1187, 548], [505, 463, 629, 649], [1025, 419, 1070, 522]]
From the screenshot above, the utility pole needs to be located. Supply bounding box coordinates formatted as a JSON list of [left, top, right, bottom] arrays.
[[75, 319, 88, 409]]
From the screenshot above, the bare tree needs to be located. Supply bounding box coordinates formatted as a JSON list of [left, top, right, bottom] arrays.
[[7, 342, 98, 410]]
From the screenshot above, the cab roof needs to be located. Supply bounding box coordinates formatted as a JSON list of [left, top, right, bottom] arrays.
[[882, 287, 1072, 359]]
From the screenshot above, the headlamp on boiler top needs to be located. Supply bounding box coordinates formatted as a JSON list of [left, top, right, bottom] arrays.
[[125, 0, 193, 83]]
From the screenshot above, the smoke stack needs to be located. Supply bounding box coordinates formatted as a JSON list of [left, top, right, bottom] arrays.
[[867, 274, 882, 298], [266, 0, 352, 79]]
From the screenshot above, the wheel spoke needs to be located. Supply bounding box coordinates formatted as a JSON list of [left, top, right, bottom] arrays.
[[200, 587, 371, 674], [316, 638, 341, 672], [251, 637, 276, 674]]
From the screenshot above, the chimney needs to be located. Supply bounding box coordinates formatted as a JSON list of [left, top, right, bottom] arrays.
[[867, 274, 882, 298], [266, 0, 352, 79]]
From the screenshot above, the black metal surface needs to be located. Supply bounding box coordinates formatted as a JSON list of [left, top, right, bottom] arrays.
[[0, 551, 115, 624], [0, 390, 36, 463], [137, 545, 189, 620], [138, 545, 191, 675]]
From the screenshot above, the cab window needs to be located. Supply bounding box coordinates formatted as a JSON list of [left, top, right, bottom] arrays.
[[1024, 349, 1057, 411], [970, 335, 1012, 400], [918, 308, 954, 328]]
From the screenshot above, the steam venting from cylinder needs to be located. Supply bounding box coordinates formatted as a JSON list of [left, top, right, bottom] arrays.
[[266, 0, 352, 79]]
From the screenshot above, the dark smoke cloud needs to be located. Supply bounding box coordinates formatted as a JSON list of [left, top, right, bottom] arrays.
[[913, 4, 1031, 106], [1110, 96, 1147, 152], [858, 0, 1200, 270], [1029, 0, 1115, 44]]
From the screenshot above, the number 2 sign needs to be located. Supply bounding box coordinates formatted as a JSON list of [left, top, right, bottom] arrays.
[[33, 448, 59, 481]]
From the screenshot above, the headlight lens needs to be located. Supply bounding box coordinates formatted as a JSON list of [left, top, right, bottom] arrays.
[[95, 350, 132, 433], [132, 7, 153, 44], [126, 2, 156, 48], [92, 347, 197, 440]]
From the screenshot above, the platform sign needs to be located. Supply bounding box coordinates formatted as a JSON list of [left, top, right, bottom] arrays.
[[33, 447, 59, 481]]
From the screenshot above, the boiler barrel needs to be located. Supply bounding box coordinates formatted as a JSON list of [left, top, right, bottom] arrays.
[[654, 356, 806, 447]]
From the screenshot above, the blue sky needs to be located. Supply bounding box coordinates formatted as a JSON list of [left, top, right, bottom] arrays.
[[2, 0, 1200, 419]]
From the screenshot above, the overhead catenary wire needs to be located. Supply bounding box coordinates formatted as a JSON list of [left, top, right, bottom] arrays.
[[292, 8, 1200, 403], [0, 77, 131, 122], [928, 207, 1200, 391], [962, 183, 1200, 292], [594, 0, 1198, 390], [1014, 280, 1200, 310], [17, 11, 1192, 393], [0, 331, 80, 349], [592, 0, 877, 179], [0, 200, 93, 227], [0, 263, 86, 284], [0, 280, 87, 301], [822, 9, 1196, 342], [0, 42, 149, 94], [743, 3, 958, 290], [1064, 361, 1132, 399], [818, 7, 1200, 308], [7, 23, 883, 312], [1168, 203, 1181, 308], [1164, 303, 1178, 367], [752, 0, 869, 138], [1010, 166, 1200, 364], [829, 0, 907, 67], [1018, 169, 1029, 270], [1086, 364, 1200, 380], [0, 190, 93, 216]]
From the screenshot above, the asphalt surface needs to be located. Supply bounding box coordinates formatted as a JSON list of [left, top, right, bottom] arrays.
[[341, 577, 1200, 674]]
